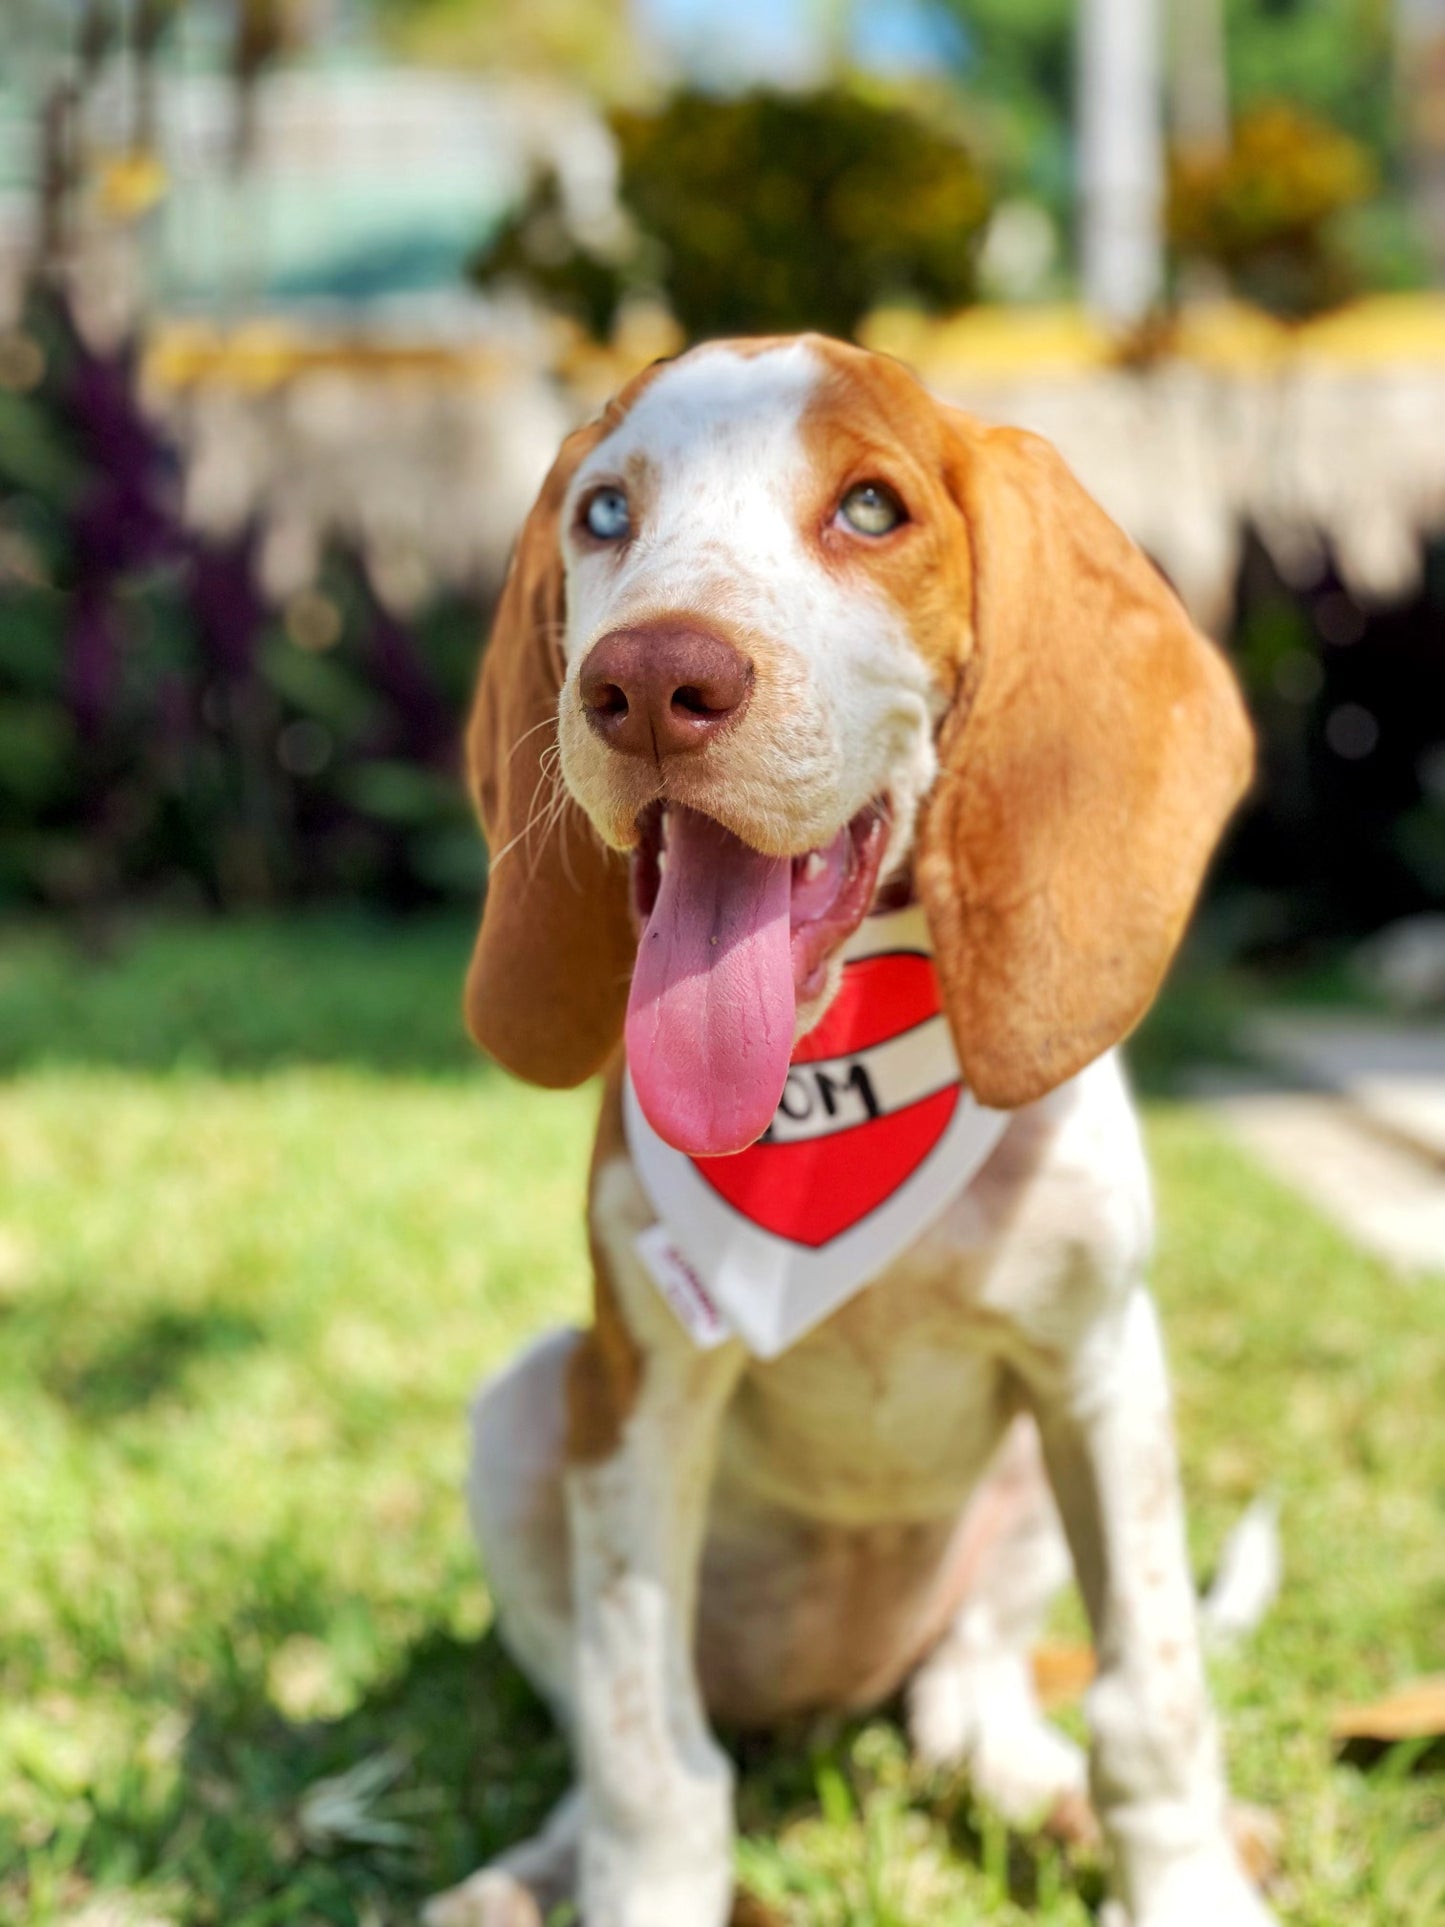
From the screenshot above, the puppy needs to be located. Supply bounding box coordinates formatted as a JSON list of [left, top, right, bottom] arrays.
[[428, 335, 1271, 1927]]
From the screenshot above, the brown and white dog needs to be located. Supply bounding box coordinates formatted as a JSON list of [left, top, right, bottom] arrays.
[[427, 336, 1272, 1927]]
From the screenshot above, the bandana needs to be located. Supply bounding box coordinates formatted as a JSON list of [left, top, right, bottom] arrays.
[[625, 903, 1010, 1358]]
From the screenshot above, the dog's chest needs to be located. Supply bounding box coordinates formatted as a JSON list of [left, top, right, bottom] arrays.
[[718, 1257, 1016, 1524], [713, 1135, 1061, 1525], [596, 1051, 1152, 1529], [712, 1060, 1153, 1526]]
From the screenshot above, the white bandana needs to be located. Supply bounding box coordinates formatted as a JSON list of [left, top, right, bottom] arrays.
[[624, 904, 1010, 1358]]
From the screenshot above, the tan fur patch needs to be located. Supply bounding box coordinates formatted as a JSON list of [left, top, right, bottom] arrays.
[[464, 357, 678, 1089], [565, 1061, 646, 1465], [795, 337, 976, 696], [917, 418, 1254, 1106], [792, 336, 1252, 1108]]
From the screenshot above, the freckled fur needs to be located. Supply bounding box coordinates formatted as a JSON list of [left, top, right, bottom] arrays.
[[565, 1063, 646, 1467], [435, 337, 1272, 1927]]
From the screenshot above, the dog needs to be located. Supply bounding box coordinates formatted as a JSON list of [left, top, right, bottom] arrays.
[[425, 335, 1273, 1927]]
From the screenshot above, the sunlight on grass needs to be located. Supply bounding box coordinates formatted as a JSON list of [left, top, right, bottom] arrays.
[[0, 920, 1439, 1925]]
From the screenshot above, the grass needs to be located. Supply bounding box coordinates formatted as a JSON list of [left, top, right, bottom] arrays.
[[0, 915, 1440, 1926]]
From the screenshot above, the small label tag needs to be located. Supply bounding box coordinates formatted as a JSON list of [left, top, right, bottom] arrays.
[[634, 1225, 734, 1349]]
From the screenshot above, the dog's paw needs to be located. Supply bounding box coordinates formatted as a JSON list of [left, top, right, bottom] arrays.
[[909, 1646, 1089, 1827], [1105, 1850, 1278, 1927], [970, 1713, 1090, 1827], [422, 1870, 546, 1927]]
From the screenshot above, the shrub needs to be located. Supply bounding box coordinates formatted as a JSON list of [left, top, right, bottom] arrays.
[[474, 86, 993, 342], [1168, 102, 1378, 316]]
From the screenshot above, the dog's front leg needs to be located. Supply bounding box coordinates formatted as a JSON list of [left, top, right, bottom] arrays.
[[1033, 1284, 1275, 1927], [566, 1289, 746, 1927]]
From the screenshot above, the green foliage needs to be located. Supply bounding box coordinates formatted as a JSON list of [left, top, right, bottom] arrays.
[[938, 0, 1396, 157], [1221, 0, 1397, 155], [477, 170, 634, 341], [0, 917, 477, 1076], [928, 0, 1076, 203], [0, 286, 490, 915], [1170, 102, 1379, 314], [934, 0, 1406, 264], [475, 87, 993, 342]]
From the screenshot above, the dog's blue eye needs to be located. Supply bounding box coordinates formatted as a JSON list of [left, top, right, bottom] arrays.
[[584, 488, 631, 541], [838, 483, 904, 536]]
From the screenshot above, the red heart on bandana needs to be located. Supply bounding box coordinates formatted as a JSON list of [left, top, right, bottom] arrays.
[[693, 950, 961, 1248]]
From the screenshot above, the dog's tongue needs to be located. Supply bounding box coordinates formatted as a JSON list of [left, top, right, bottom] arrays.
[[626, 808, 795, 1158]]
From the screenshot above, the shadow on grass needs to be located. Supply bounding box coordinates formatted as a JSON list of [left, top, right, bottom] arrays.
[[50, 1621, 1113, 1927], [163, 1630, 569, 1925], [0, 915, 488, 1079], [0, 912, 1325, 1093], [41, 1305, 268, 1424], [38, 1631, 567, 1927]]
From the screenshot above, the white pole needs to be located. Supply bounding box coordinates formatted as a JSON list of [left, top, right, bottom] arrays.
[[1078, 0, 1166, 326], [1396, 0, 1445, 277]]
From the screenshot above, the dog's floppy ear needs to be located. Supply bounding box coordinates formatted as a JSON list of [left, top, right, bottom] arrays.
[[917, 412, 1254, 1110], [464, 424, 635, 1086]]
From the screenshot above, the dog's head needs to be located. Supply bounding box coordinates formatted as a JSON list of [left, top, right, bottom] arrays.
[[465, 335, 1252, 1153]]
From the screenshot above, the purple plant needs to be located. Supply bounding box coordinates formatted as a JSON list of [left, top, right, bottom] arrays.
[[63, 578, 122, 740], [191, 528, 268, 682]]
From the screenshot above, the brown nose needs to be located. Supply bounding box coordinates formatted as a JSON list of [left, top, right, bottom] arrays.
[[580, 624, 752, 759]]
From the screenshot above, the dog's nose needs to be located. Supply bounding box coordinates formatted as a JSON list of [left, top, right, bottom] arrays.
[[580, 625, 753, 759]]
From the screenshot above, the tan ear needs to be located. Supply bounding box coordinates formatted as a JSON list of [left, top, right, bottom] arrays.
[[463, 423, 635, 1086], [917, 415, 1254, 1109]]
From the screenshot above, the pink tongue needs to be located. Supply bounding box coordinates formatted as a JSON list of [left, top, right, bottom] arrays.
[[626, 808, 795, 1157]]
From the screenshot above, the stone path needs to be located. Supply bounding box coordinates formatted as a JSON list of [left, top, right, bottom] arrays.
[[1248, 1016, 1445, 1166], [1191, 1016, 1445, 1275]]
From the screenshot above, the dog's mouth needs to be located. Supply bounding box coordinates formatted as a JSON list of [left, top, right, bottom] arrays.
[[626, 800, 890, 1158]]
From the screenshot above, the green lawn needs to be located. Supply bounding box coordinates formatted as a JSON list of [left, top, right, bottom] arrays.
[[0, 918, 1440, 1927]]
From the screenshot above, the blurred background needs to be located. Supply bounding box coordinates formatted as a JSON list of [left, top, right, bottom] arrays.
[[0, 7, 1442, 1927], [1, 0, 1443, 962]]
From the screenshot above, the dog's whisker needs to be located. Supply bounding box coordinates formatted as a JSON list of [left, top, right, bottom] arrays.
[[490, 751, 568, 874], [504, 713, 562, 771], [518, 759, 576, 891]]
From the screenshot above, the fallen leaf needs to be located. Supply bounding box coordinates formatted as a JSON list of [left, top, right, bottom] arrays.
[[1230, 1802, 1284, 1888], [730, 1893, 785, 1927], [1031, 1641, 1097, 1710], [1331, 1675, 1445, 1745]]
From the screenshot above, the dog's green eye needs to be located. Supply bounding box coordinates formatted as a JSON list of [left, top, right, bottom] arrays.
[[838, 483, 904, 537], [584, 488, 631, 541]]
